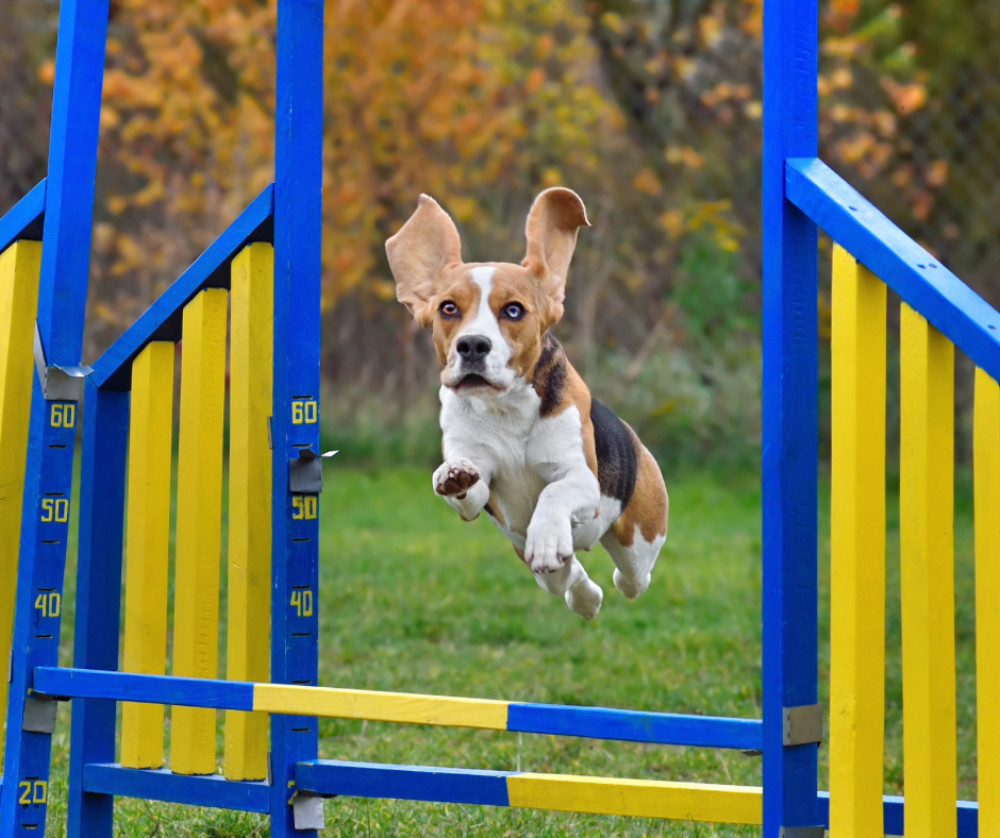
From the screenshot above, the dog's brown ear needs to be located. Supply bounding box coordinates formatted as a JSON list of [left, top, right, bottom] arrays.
[[386, 195, 462, 327], [522, 187, 590, 325]]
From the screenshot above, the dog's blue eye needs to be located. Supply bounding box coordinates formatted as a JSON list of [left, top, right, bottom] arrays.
[[503, 302, 525, 320], [440, 301, 460, 318]]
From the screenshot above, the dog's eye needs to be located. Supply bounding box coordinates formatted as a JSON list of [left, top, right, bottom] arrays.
[[502, 302, 526, 321], [440, 301, 460, 318]]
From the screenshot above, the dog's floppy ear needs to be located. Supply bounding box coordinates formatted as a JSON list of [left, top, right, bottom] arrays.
[[522, 187, 590, 325], [386, 195, 462, 327]]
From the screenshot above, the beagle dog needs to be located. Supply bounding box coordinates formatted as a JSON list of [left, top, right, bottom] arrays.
[[386, 187, 668, 619]]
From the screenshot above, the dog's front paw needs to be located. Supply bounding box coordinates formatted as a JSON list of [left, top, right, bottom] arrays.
[[433, 459, 480, 499], [524, 516, 573, 574]]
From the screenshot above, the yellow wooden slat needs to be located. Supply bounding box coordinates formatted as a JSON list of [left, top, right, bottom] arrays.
[[224, 243, 273, 781], [899, 303, 956, 838], [507, 774, 762, 823], [121, 341, 175, 769], [171, 289, 228, 775], [0, 241, 41, 745], [253, 684, 509, 730], [829, 246, 886, 838], [976, 367, 1000, 836]]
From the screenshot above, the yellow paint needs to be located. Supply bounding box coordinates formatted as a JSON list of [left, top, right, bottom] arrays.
[[507, 774, 762, 823], [0, 240, 41, 742], [899, 303, 956, 838], [171, 289, 228, 776], [976, 367, 1000, 836], [224, 244, 273, 781], [829, 246, 886, 838], [121, 341, 175, 770], [253, 684, 509, 730]]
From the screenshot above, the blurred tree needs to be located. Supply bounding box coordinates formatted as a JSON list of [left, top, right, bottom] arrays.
[[0, 0, 57, 214]]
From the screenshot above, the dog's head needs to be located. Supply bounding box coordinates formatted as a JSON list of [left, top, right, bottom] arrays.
[[386, 188, 589, 397]]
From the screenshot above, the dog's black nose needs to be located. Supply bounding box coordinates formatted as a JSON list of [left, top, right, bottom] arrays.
[[457, 335, 492, 362]]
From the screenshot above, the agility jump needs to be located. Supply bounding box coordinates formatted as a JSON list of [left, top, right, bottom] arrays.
[[2, 0, 1000, 836]]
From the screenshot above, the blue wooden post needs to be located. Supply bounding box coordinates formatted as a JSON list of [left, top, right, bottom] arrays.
[[270, 0, 324, 834], [0, 1, 108, 834], [762, 0, 822, 836], [66, 380, 130, 838]]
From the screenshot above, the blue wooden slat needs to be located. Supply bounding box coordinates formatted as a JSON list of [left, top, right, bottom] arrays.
[[507, 704, 762, 750], [91, 185, 275, 391], [67, 381, 129, 838], [814, 792, 980, 837], [35, 0, 108, 365], [785, 157, 1000, 381], [761, 0, 822, 835], [0, 180, 46, 252], [270, 0, 323, 836], [33, 667, 256, 711], [82, 764, 271, 813], [295, 760, 513, 808]]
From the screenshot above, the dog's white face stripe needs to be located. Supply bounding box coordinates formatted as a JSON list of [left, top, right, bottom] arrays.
[[453, 265, 514, 385]]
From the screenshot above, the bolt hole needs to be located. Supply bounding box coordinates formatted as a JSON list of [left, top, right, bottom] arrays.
[[990, 324, 998, 331], [848, 205, 858, 212]]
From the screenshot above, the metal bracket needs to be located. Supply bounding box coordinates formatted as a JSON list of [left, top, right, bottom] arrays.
[[288, 447, 338, 494], [779, 828, 826, 838], [22, 695, 59, 734], [292, 794, 325, 830], [783, 703, 824, 746], [34, 321, 91, 402]]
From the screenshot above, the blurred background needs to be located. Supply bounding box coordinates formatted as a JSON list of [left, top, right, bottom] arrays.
[[3, 0, 998, 471]]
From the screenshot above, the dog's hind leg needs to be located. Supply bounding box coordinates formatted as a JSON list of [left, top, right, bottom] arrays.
[[529, 555, 603, 620], [600, 529, 666, 600]]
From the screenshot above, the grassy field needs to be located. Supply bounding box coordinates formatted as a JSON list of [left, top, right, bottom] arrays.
[[33, 464, 979, 835]]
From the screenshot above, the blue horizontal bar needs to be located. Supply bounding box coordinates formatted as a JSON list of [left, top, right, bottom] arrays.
[[0, 179, 47, 252], [786, 157, 1000, 383], [33, 667, 255, 711], [92, 184, 275, 390], [82, 764, 270, 813], [508, 703, 762, 750], [296, 760, 513, 807], [815, 791, 979, 837]]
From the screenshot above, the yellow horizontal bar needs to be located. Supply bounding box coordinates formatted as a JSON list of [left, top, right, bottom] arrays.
[[253, 684, 508, 730], [507, 773, 762, 823]]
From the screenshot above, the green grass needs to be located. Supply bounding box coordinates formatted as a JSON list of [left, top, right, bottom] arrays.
[[33, 465, 980, 835]]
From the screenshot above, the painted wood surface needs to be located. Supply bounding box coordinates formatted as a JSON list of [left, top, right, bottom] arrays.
[[0, 241, 41, 739], [120, 342, 175, 769], [975, 368, 1000, 838], [171, 289, 228, 775], [225, 243, 274, 781], [829, 245, 886, 837], [786, 158, 1000, 385], [254, 684, 510, 730], [899, 304, 956, 838]]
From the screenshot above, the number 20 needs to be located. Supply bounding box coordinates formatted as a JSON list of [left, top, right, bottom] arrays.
[[18, 780, 47, 806]]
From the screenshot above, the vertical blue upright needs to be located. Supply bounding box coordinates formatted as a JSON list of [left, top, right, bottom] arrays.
[[761, 0, 822, 836], [270, 0, 325, 835], [0, 0, 109, 835]]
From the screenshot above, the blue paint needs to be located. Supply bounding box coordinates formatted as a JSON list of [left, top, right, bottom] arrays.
[[1, 3, 109, 832], [34, 668, 256, 712], [91, 184, 275, 390], [269, 1, 324, 836], [66, 381, 129, 838], [761, 1, 821, 836], [296, 761, 513, 808], [786, 157, 1000, 381], [0, 179, 46, 252], [814, 792, 980, 837], [82, 764, 271, 813], [36, 0, 109, 366], [507, 704, 762, 750]]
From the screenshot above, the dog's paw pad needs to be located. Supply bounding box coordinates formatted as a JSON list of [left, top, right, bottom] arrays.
[[433, 460, 480, 497]]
